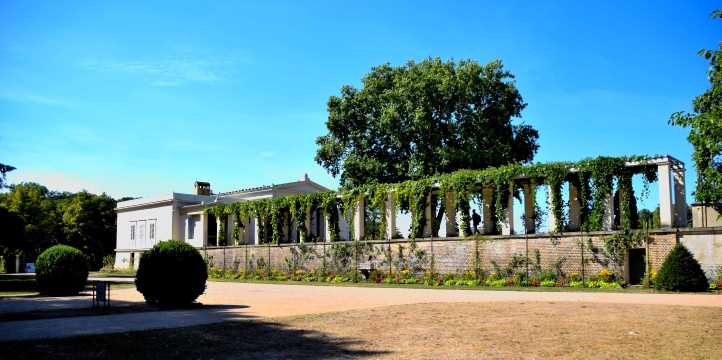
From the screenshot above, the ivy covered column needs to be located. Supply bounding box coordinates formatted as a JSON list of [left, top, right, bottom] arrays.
[[602, 192, 614, 231], [482, 186, 495, 234], [568, 182, 581, 231], [501, 186, 514, 236], [423, 192, 433, 237], [673, 164, 687, 227], [253, 217, 262, 245], [444, 192, 458, 237], [522, 182, 536, 234], [547, 185, 560, 233], [658, 163, 674, 227], [385, 192, 396, 240], [302, 208, 312, 243], [353, 196, 365, 241]]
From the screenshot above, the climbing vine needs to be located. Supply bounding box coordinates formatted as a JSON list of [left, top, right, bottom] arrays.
[[205, 155, 662, 243]]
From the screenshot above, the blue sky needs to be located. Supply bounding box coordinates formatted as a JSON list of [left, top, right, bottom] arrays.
[[0, 1, 718, 210]]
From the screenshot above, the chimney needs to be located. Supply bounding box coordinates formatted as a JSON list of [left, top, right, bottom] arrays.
[[194, 181, 211, 196], [302, 173, 309, 182]]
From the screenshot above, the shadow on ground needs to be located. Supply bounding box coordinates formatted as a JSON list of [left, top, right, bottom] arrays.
[[4, 308, 387, 360]]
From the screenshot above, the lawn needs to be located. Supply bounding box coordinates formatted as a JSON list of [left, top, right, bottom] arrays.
[[4, 302, 721, 359]]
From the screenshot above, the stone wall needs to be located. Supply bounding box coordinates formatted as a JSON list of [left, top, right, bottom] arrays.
[[203, 229, 680, 280]]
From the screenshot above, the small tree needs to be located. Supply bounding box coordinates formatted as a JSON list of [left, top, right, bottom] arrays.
[[655, 243, 708, 292]]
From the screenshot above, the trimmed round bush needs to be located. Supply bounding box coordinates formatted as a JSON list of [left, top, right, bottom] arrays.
[[654, 243, 708, 292], [35, 245, 89, 296], [135, 240, 207, 305]]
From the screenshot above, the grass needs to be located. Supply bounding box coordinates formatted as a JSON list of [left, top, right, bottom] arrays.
[[3, 301, 720, 359]]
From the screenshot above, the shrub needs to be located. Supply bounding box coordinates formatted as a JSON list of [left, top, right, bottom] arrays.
[[35, 245, 89, 296], [135, 240, 207, 305], [654, 244, 708, 292], [540, 279, 556, 287]]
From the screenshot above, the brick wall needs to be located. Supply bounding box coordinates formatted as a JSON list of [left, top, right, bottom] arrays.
[[203, 229, 682, 279]]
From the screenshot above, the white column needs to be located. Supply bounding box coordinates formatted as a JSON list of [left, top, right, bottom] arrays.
[[522, 182, 536, 234], [324, 210, 333, 242], [501, 187, 514, 236], [673, 165, 687, 227], [302, 208, 312, 243], [482, 187, 495, 234], [216, 216, 222, 246], [423, 192, 433, 237], [547, 185, 559, 233], [658, 164, 674, 227], [385, 193, 396, 240], [603, 192, 614, 231], [568, 182, 581, 231], [201, 212, 209, 246], [254, 217, 262, 245], [353, 197, 365, 241], [444, 192, 458, 237]]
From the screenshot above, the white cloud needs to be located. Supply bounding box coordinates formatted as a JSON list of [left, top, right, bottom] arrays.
[[81, 56, 239, 87]]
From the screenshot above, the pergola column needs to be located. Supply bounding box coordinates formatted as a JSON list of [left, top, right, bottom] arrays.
[[228, 213, 236, 245], [302, 208, 312, 243], [568, 182, 581, 231], [658, 163, 674, 227], [522, 182, 536, 234], [444, 192, 458, 237], [423, 192, 433, 237], [216, 216, 223, 246], [385, 193, 396, 240], [501, 186, 514, 236], [254, 217, 262, 245], [673, 164, 687, 227], [547, 185, 560, 233], [201, 212, 209, 246], [482, 186, 495, 234], [603, 192, 614, 231], [323, 209, 333, 242], [353, 197, 365, 241]]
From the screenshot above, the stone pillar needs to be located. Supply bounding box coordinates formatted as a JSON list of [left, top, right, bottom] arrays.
[[216, 216, 223, 246], [303, 208, 312, 243], [482, 187, 495, 234], [547, 185, 560, 233], [658, 164, 674, 228], [522, 182, 536, 234], [423, 192, 433, 237], [568, 182, 581, 231], [254, 217, 262, 245], [201, 212, 209, 246], [353, 197, 365, 241], [673, 165, 687, 227], [603, 192, 614, 231], [501, 187, 514, 236], [385, 193, 396, 240], [444, 192, 458, 237]]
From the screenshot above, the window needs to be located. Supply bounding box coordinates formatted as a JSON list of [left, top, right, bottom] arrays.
[[138, 221, 146, 247], [130, 224, 136, 242], [188, 216, 195, 239], [149, 222, 156, 242]]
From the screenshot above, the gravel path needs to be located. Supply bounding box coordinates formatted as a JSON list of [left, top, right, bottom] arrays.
[[1, 281, 720, 342]]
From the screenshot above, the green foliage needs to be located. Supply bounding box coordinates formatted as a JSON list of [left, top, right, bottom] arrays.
[[35, 244, 89, 295], [0, 183, 117, 269], [669, 11, 722, 207], [135, 240, 208, 305], [654, 243, 709, 292], [316, 57, 538, 188]]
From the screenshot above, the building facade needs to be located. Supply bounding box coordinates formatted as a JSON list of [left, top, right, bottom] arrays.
[[114, 175, 331, 269]]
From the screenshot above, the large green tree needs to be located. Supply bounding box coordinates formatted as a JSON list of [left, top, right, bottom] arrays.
[[0, 163, 15, 188], [0, 183, 118, 270], [316, 58, 539, 188], [670, 10, 722, 207]]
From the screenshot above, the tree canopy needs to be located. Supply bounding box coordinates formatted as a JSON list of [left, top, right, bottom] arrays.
[[0, 163, 15, 188], [0, 182, 117, 270], [315, 58, 539, 188], [669, 10, 722, 206]]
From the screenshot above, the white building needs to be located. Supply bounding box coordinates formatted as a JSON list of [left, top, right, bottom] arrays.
[[114, 175, 331, 269]]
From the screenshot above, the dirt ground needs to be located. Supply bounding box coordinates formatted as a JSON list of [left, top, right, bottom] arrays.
[[6, 301, 722, 359]]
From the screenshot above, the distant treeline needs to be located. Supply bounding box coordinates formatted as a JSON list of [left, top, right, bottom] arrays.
[[0, 183, 128, 271]]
